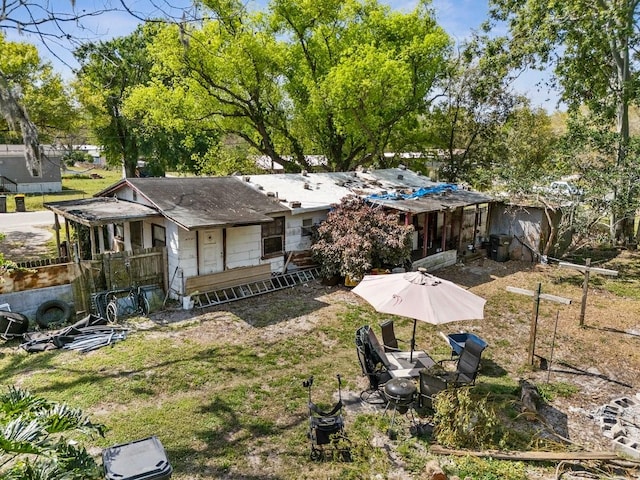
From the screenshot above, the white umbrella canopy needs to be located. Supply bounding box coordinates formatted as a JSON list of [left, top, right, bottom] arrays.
[[352, 269, 486, 359]]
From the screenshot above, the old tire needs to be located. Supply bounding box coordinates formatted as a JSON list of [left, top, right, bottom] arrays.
[[36, 300, 72, 328], [0, 311, 29, 338]]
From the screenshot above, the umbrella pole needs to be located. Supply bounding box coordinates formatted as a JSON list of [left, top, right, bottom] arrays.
[[410, 319, 417, 362]]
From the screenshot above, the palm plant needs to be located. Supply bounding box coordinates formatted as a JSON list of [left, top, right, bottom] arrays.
[[0, 386, 105, 479]]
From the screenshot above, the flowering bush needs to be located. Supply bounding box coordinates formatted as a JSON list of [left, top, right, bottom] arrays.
[[311, 195, 413, 281]]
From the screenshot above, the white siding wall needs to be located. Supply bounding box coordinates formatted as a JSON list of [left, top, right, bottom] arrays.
[[284, 212, 327, 252], [226, 225, 262, 269], [285, 214, 308, 251], [178, 228, 198, 280], [165, 222, 185, 297], [116, 187, 155, 208], [17, 181, 62, 193]]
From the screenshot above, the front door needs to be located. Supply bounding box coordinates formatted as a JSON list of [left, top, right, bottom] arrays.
[[198, 229, 223, 275]]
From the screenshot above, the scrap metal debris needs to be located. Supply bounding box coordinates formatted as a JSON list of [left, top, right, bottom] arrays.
[[20, 314, 129, 353]]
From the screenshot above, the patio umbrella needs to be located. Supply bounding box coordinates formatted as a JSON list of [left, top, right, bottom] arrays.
[[352, 268, 486, 361]]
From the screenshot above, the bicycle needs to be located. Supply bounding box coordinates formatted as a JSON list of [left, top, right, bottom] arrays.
[[105, 285, 150, 324]]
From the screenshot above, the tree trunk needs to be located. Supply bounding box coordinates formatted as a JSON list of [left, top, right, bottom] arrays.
[[610, 4, 635, 244]]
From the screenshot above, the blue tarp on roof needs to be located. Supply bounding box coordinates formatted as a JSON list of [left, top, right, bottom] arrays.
[[366, 183, 458, 201]]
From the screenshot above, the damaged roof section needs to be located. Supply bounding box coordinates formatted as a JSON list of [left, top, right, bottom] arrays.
[[45, 169, 492, 229], [98, 177, 289, 230], [45, 197, 160, 227], [246, 168, 492, 214]]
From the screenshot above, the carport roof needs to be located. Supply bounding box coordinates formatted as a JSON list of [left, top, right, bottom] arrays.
[[98, 176, 289, 230], [45, 197, 160, 227]]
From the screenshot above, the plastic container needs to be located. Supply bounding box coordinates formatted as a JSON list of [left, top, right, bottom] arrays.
[[102, 436, 172, 480], [14, 194, 26, 212], [490, 234, 511, 262], [446, 332, 488, 356]]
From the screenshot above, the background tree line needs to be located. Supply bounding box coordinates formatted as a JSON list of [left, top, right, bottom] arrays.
[[1, 0, 640, 244]]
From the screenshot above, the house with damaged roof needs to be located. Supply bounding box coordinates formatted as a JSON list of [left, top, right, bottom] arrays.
[[44, 168, 493, 306]]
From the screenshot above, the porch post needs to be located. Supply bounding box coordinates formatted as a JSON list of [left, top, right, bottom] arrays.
[[123, 222, 132, 251], [222, 228, 227, 270], [422, 214, 428, 257], [441, 211, 447, 251], [98, 225, 105, 253], [54, 214, 61, 254], [89, 225, 96, 258]]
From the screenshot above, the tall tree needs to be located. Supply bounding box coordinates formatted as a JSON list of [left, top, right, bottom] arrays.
[[1, 1, 197, 174], [0, 1, 122, 173], [127, 8, 297, 172], [488, 0, 640, 242], [74, 25, 158, 177], [134, 0, 450, 173], [271, 0, 450, 170], [0, 34, 78, 146], [424, 38, 521, 187], [496, 104, 559, 194]]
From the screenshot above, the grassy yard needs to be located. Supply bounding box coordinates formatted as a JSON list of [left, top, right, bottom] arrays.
[[2, 167, 122, 212], [2, 253, 640, 479]]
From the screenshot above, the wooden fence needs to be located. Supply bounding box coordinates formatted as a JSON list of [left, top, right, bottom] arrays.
[[1, 247, 167, 316], [73, 247, 167, 316]]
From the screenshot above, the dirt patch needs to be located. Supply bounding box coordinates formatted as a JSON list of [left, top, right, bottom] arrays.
[[0, 226, 52, 261]]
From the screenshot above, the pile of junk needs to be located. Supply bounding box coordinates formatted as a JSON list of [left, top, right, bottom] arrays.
[[0, 302, 128, 353]]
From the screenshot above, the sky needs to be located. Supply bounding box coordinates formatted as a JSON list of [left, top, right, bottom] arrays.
[[2, 0, 559, 111]]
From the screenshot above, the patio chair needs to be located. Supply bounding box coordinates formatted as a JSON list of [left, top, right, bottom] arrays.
[[417, 337, 487, 410], [355, 325, 391, 403], [416, 368, 447, 410], [380, 320, 407, 352], [438, 336, 486, 387]]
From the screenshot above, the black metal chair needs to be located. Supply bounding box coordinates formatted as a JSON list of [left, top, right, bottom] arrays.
[[355, 325, 391, 403], [416, 338, 487, 410], [438, 337, 486, 387], [416, 368, 447, 410], [380, 320, 407, 352]]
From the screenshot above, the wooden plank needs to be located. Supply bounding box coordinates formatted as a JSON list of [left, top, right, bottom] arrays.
[[185, 264, 272, 294], [558, 261, 618, 276], [506, 286, 572, 305], [430, 445, 624, 462]]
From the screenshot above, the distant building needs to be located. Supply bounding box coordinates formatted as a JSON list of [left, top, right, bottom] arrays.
[[0, 144, 62, 193], [74, 145, 105, 165]]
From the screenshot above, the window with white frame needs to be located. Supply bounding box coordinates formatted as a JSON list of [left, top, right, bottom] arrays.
[[301, 218, 314, 237], [262, 217, 285, 257], [152, 224, 166, 247]]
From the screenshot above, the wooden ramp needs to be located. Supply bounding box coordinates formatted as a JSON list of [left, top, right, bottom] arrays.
[[193, 267, 321, 309]]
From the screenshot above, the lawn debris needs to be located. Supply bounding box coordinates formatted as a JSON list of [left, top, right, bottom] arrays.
[[20, 314, 129, 353]]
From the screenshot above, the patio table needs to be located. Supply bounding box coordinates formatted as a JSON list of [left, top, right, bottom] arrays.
[[387, 350, 434, 379]]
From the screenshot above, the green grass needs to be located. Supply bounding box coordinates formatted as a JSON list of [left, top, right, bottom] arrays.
[[3, 167, 122, 212], [0, 289, 578, 480]]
